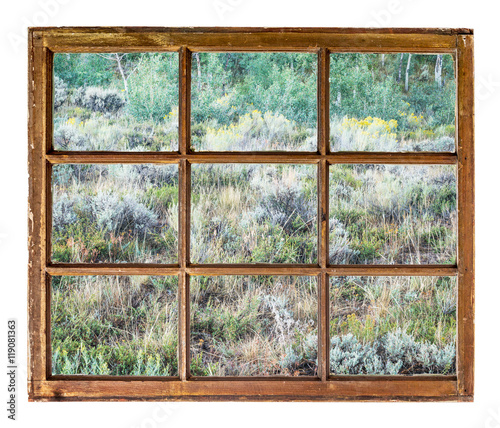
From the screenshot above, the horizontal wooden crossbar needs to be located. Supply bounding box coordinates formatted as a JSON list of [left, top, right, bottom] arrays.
[[45, 263, 458, 277], [30, 378, 466, 402], [33, 27, 467, 53], [46, 151, 458, 165]]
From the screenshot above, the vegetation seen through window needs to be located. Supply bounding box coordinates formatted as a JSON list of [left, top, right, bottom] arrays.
[[50, 51, 458, 377]]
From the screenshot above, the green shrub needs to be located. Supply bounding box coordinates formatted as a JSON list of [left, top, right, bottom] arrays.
[[83, 87, 125, 113], [53, 124, 87, 149], [54, 75, 68, 110], [330, 331, 455, 375], [127, 54, 178, 123]]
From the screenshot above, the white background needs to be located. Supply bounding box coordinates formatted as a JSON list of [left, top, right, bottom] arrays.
[[1, 0, 499, 427]]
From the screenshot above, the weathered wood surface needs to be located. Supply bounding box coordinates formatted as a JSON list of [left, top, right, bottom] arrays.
[[456, 34, 475, 397], [31, 378, 460, 401], [33, 27, 467, 53], [45, 151, 458, 164]]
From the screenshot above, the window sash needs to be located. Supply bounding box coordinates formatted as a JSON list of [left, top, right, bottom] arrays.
[[28, 27, 474, 401]]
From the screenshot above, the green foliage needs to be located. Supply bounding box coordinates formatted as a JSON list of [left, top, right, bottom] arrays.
[[54, 52, 455, 152], [331, 54, 405, 121], [191, 52, 317, 128], [329, 165, 457, 264], [250, 223, 317, 264], [53, 75, 68, 109], [51, 52, 458, 377], [51, 164, 178, 263], [330, 331, 455, 375], [83, 87, 125, 113], [193, 295, 261, 343], [52, 276, 178, 376], [190, 276, 318, 376], [420, 225, 450, 247], [329, 165, 362, 190], [144, 185, 179, 208], [332, 207, 364, 227], [54, 53, 116, 88], [127, 53, 179, 123], [330, 53, 456, 129]]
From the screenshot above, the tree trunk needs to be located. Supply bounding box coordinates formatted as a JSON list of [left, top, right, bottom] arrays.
[[435, 54, 443, 88], [405, 54, 412, 92], [381, 54, 385, 67], [397, 53, 403, 83], [222, 53, 231, 95], [114, 53, 129, 97], [194, 52, 202, 90]]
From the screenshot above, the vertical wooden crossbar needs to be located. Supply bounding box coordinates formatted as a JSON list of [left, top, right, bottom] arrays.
[[178, 160, 191, 381], [318, 48, 330, 380], [178, 47, 192, 381], [28, 33, 48, 390], [44, 48, 54, 379], [318, 48, 330, 158], [456, 34, 475, 396]]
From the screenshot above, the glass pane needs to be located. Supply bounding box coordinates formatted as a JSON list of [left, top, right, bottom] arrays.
[[330, 53, 456, 152], [191, 276, 317, 376], [191, 53, 317, 151], [53, 53, 179, 151], [51, 275, 178, 376], [52, 164, 178, 263], [329, 165, 457, 264], [191, 164, 317, 263], [330, 276, 456, 375]]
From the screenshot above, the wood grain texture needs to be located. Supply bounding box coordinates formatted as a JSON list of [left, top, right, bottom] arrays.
[[29, 27, 473, 34], [45, 263, 457, 277], [178, 272, 190, 381], [28, 31, 48, 394], [30, 378, 460, 401], [46, 264, 180, 276], [318, 48, 329, 157], [456, 34, 475, 397], [318, 273, 329, 381], [37, 28, 460, 53], [318, 48, 330, 267], [186, 264, 319, 276], [178, 48, 192, 380], [317, 48, 330, 383], [45, 151, 457, 165], [186, 264, 457, 276], [178, 158, 191, 380], [326, 264, 458, 276], [179, 47, 191, 155]]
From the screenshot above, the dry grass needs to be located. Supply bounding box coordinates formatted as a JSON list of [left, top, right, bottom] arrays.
[[52, 164, 178, 263], [329, 276, 456, 374], [190, 276, 318, 376], [191, 164, 317, 264], [52, 275, 178, 375], [329, 165, 457, 264]]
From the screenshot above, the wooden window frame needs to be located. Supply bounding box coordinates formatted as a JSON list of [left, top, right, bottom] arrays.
[[27, 27, 474, 402]]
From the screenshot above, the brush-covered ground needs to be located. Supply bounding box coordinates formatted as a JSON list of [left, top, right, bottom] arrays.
[[52, 164, 179, 263], [53, 52, 455, 154], [52, 275, 178, 375], [329, 164, 457, 265], [330, 276, 456, 375], [190, 276, 318, 376], [51, 52, 457, 376], [51, 274, 456, 376]]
